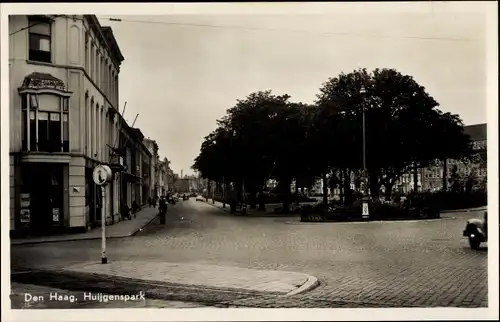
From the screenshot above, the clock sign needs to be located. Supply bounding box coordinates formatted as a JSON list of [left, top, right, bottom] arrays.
[[93, 165, 112, 186]]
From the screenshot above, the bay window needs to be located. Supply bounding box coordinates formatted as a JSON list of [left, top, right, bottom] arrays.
[[21, 93, 70, 153]]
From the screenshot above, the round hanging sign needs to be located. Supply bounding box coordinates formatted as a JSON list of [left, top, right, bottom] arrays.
[[93, 165, 112, 186]]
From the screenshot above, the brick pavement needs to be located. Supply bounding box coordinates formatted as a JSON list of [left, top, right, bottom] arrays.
[[11, 206, 159, 245], [11, 200, 490, 308], [59, 260, 318, 296]]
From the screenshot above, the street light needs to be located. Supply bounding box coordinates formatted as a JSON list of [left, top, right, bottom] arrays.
[[222, 176, 226, 208], [359, 86, 370, 220]]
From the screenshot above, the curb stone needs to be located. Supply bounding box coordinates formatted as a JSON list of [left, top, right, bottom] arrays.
[[284, 216, 458, 225], [11, 214, 159, 246], [286, 275, 319, 296], [11, 267, 319, 303], [440, 207, 487, 213]]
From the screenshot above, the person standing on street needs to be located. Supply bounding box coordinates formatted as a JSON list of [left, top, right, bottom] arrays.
[[159, 195, 167, 224]]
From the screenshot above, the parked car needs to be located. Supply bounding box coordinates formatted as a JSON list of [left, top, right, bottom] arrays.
[[196, 195, 204, 201], [463, 211, 488, 249]]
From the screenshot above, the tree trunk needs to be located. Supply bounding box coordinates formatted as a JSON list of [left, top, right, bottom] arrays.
[[343, 169, 352, 205], [369, 173, 380, 197], [322, 173, 328, 205], [249, 193, 257, 209], [258, 183, 266, 210], [280, 177, 292, 213], [339, 170, 344, 204], [413, 163, 419, 192], [295, 179, 300, 206], [442, 158, 448, 191], [384, 181, 394, 201]]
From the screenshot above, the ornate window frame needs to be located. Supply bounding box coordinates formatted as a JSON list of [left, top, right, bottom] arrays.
[[19, 73, 73, 153]]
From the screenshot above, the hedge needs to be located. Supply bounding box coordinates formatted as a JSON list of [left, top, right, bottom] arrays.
[[208, 194, 317, 204], [406, 190, 487, 211], [299, 201, 440, 222]]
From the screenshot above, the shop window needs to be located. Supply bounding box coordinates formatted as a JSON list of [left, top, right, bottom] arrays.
[[28, 17, 52, 63], [29, 111, 37, 151], [38, 112, 50, 151]]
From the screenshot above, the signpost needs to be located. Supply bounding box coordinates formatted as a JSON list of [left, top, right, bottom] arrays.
[[362, 200, 369, 219], [92, 164, 113, 264]]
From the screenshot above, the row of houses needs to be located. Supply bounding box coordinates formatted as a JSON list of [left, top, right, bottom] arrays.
[[8, 15, 174, 237], [310, 123, 487, 196]]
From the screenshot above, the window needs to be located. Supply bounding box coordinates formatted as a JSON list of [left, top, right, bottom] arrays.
[[90, 43, 95, 78], [29, 111, 36, 151], [22, 96, 28, 150], [21, 94, 69, 153], [100, 56, 104, 90], [115, 75, 119, 106], [63, 113, 69, 152], [28, 17, 52, 63], [108, 65, 112, 97], [84, 32, 89, 72], [38, 112, 49, 151]]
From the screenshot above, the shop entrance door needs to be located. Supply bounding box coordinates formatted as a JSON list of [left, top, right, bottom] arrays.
[[23, 163, 63, 235]]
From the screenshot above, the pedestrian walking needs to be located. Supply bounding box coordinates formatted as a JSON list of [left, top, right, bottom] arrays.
[[131, 200, 139, 218], [159, 195, 167, 224], [120, 201, 131, 221]]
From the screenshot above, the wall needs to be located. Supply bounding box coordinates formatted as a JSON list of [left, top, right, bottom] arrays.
[[69, 156, 86, 227]]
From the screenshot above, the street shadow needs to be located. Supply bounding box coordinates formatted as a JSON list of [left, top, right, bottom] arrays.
[[463, 246, 488, 253]]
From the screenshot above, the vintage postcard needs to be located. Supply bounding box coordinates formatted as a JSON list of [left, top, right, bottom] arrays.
[[1, 2, 498, 321]]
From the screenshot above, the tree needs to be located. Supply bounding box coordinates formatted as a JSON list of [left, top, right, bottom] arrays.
[[448, 165, 464, 193], [316, 68, 472, 199], [194, 90, 300, 211]]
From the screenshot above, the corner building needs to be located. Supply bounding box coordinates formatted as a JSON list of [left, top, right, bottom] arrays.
[[9, 15, 124, 235]]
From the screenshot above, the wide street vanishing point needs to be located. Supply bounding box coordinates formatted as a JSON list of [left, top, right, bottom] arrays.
[[5, 6, 492, 313]]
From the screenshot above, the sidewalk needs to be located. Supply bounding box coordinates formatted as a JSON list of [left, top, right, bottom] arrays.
[[13, 261, 318, 297], [440, 206, 488, 213], [11, 206, 159, 245], [10, 282, 213, 309]]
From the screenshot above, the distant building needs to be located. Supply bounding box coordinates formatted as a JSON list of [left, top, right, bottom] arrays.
[[174, 178, 190, 193], [143, 138, 158, 197], [421, 123, 487, 192]]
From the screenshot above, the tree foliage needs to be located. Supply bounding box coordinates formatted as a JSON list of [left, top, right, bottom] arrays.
[[194, 68, 474, 208]]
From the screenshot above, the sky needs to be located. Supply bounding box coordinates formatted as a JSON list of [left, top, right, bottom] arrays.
[[97, 8, 487, 176]]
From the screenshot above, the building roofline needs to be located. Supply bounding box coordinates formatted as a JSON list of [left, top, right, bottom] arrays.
[[84, 15, 125, 68]]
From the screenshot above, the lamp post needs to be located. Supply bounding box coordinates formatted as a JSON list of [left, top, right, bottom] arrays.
[[222, 176, 226, 208], [359, 86, 370, 220]]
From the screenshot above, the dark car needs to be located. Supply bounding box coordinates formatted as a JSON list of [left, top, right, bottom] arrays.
[[463, 211, 487, 249]]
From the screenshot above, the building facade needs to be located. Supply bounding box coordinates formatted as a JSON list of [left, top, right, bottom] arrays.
[[143, 138, 159, 198], [155, 158, 169, 196], [421, 123, 487, 192], [9, 15, 125, 235], [115, 124, 151, 209]]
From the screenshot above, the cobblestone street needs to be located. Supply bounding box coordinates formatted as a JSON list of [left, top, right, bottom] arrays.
[[11, 199, 488, 308]]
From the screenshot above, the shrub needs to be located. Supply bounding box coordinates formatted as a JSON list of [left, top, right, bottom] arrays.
[[408, 190, 486, 211]]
